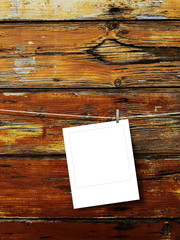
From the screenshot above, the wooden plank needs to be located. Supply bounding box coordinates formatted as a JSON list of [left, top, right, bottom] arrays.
[[0, 0, 179, 20], [0, 155, 179, 218], [0, 22, 179, 88], [0, 89, 179, 155], [0, 220, 179, 240]]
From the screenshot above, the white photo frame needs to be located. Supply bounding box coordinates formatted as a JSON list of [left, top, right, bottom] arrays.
[[63, 119, 139, 209]]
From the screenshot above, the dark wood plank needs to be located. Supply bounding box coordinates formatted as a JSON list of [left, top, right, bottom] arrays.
[[0, 22, 179, 88], [0, 89, 179, 155], [0, 220, 179, 240], [0, 155, 179, 218], [0, 0, 179, 20]]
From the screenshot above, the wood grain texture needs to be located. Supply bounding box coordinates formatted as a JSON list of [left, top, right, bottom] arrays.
[[0, 155, 179, 218], [0, 1, 179, 238], [0, 89, 179, 155], [0, 0, 180, 20], [0, 22, 179, 88], [0, 220, 179, 240]]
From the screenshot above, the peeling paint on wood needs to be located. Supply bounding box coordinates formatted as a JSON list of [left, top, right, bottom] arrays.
[[10, 0, 20, 19], [3, 92, 27, 97], [13, 57, 36, 75], [136, 14, 168, 19], [0, 89, 179, 155], [0, 22, 179, 88], [0, 0, 179, 20]]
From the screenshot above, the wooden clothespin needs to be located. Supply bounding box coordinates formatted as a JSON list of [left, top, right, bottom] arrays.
[[116, 109, 120, 123]]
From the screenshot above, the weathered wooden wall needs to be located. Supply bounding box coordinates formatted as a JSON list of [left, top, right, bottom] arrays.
[[0, 1, 179, 239]]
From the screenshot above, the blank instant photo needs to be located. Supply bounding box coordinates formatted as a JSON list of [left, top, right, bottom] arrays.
[[63, 119, 139, 209]]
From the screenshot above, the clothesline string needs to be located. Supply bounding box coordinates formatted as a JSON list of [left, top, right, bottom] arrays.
[[0, 109, 179, 120]]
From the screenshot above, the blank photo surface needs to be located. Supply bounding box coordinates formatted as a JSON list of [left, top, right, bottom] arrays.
[[63, 120, 139, 209]]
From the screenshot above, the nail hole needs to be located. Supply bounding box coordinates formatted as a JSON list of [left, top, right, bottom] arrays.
[[114, 79, 122, 87]]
